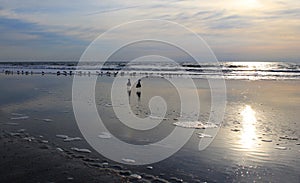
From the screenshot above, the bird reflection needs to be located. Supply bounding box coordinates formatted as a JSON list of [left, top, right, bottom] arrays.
[[127, 79, 131, 99], [240, 105, 257, 149], [127, 89, 131, 98], [136, 90, 141, 101]]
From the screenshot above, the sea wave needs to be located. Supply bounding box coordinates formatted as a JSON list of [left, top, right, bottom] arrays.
[[0, 61, 299, 80]]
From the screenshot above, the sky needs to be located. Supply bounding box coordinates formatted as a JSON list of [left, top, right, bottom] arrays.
[[0, 0, 299, 62]]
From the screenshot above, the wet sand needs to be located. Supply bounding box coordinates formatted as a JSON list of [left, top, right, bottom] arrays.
[[0, 74, 299, 182], [0, 130, 124, 183]]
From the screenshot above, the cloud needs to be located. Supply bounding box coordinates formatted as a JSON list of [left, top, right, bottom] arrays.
[[0, 0, 299, 61], [86, 5, 141, 15], [0, 16, 88, 60]]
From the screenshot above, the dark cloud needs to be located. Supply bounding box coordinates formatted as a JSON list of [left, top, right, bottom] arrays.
[[0, 17, 87, 60]]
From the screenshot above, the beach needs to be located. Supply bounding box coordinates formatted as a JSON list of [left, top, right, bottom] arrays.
[[1, 0, 300, 182], [0, 73, 299, 182]]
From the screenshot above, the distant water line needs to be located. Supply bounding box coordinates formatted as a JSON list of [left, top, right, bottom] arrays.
[[0, 61, 299, 80]]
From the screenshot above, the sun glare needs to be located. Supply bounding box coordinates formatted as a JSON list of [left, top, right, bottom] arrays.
[[238, 62, 272, 70], [240, 105, 257, 149]]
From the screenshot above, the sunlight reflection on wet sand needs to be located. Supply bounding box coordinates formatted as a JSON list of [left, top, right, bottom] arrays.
[[240, 105, 257, 149]]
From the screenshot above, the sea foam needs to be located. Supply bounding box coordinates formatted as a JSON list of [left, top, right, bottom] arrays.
[[173, 121, 218, 129]]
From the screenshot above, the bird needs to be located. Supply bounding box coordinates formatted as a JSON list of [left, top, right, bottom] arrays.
[[127, 79, 131, 87], [136, 79, 141, 88]]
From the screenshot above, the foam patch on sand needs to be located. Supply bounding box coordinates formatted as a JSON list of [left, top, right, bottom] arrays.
[[56, 147, 64, 152], [10, 116, 29, 120], [17, 129, 26, 133], [130, 174, 142, 179], [149, 115, 168, 120], [42, 119, 53, 122], [275, 146, 287, 150], [56, 134, 82, 142], [56, 134, 69, 139], [122, 158, 136, 163], [71, 147, 91, 153], [9, 132, 21, 136], [98, 132, 112, 139], [63, 137, 82, 142], [197, 133, 213, 138], [173, 121, 218, 129], [11, 113, 25, 116]]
